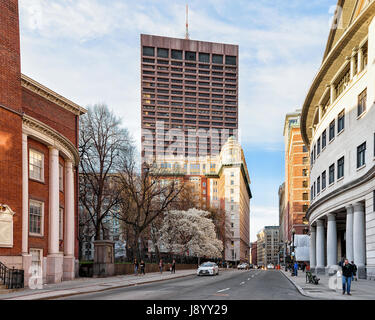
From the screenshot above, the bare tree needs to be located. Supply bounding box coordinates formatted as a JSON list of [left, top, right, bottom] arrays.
[[115, 161, 186, 260], [79, 104, 134, 241]]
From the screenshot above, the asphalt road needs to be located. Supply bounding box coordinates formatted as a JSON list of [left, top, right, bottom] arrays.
[[59, 269, 312, 300]]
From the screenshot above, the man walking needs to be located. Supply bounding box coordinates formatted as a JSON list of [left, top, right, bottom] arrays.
[[351, 261, 358, 281], [134, 259, 139, 276], [159, 259, 164, 274], [293, 261, 298, 277], [342, 259, 353, 295], [171, 259, 176, 274], [140, 260, 146, 276]]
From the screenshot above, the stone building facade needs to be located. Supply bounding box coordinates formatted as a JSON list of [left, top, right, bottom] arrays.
[[0, 0, 86, 285], [301, 0, 375, 278], [256, 226, 279, 267]]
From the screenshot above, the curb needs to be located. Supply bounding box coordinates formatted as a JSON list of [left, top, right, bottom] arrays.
[[279, 270, 310, 298], [4, 272, 197, 301]]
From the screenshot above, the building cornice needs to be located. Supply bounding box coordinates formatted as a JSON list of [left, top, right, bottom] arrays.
[[22, 114, 80, 165], [306, 164, 375, 221], [21, 74, 87, 116], [301, 1, 375, 147]]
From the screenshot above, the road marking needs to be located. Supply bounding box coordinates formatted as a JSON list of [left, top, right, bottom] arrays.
[[251, 275, 254, 278], [217, 288, 230, 293], [247, 278, 250, 280], [240, 282, 245, 285]]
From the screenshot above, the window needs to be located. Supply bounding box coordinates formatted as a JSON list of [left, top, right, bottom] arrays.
[[338, 110, 345, 133], [29, 149, 44, 182], [157, 48, 169, 58], [329, 164, 335, 185], [317, 138, 321, 155], [143, 46, 154, 56], [322, 130, 327, 149], [185, 51, 196, 61], [302, 192, 308, 200], [225, 55, 237, 65], [337, 156, 344, 179], [302, 145, 308, 152], [303, 180, 308, 188], [322, 171, 326, 190], [59, 208, 64, 241], [29, 200, 43, 236], [313, 145, 316, 162], [212, 54, 223, 64], [171, 50, 182, 60], [329, 120, 335, 141], [357, 142, 366, 168], [59, 164, 63, 191], [310, 186, 313, 200], [317, 176, 321, 193], [313, 182, 316, 198], [231, 223, 234, 228], [358, 89, 367, 117], [303, 205, 308, 213], [199, 53, 209, 63], [302, 169, 308, 176], [231, 189, 234, 194], [231, 180, 234, 185]]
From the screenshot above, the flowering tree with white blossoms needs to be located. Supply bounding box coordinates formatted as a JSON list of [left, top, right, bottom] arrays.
[[157, 208, 223, 260]]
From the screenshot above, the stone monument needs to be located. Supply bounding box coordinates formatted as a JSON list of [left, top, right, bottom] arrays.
[[93, 240, 115, 277]]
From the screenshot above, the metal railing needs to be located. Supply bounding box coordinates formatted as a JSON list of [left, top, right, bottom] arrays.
[[0, 261, 24, 289]]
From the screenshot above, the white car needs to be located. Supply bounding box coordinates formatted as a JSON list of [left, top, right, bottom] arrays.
[[267, 264, 275, 269], [237, 263, 249, 270], [197, 262, 219, 276]]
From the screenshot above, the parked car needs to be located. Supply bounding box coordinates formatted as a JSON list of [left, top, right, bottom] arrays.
[[249, 264, 254, 269], [237, 263, 249, 270], [197, 262, 219, 276], [267, 264, 275, 269]]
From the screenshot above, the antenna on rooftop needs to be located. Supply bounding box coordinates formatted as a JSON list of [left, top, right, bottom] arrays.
[[185, 4, 190, 40]]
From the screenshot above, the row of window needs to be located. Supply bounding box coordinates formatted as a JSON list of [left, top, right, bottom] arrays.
[[142, 46, 237, 65], [311, 89, 367, 166], [144, 82, 237, 89], [311, 140, 369, 200], [29, 199, 64, 240]]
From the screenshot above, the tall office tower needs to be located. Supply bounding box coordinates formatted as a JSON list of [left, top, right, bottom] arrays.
[[141, 34, 239, 163]]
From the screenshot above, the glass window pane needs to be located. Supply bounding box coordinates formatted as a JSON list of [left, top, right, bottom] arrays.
[[157, 48, 169, 58], [171, 50, 182, 60], [225, 55, 237, 65], [143, 46, 155, 56], [212, 54, 223, 64], [199, 53, 209, 63]]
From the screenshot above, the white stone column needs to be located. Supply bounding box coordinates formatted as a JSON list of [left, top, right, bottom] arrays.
[[330, 83, 335, 105], [21, 134, 32, 286], [353, 202, 366, 278], [316, 219, 325, 273], [350, 48, 358, 79], [345, 205, 354, 262], [357, 47, 363, 74], [63, 160, 75, 280], [47, 147, 63, 283], [309, 225, 316, 270], [22, 134, 29, 254], [49, 147, 60, 255], [327, 213, 337, 273]]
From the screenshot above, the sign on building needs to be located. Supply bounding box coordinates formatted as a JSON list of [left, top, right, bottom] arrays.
[[0, 205, 15, 248], [294, 234, 310, 261]]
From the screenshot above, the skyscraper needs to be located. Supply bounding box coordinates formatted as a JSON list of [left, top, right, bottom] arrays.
[[140, 34, 239, 163]]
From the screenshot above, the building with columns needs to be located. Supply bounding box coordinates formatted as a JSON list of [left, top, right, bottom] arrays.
[[0, 0, 86, 285], [300, 0, 375, 279]]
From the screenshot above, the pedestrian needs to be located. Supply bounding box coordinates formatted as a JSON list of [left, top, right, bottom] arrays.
[[342, 259, 353, 295], [302, 263, 306, 272], [134, 258, 139, 276], [140, 260, 145, 275], [351, 261, 358, 281], [171, 259, 176, 274], [159, 259, 163, 274], [294, 261, 298, 277]]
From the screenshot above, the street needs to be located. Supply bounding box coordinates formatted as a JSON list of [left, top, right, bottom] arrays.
[[58, 269, 312, 300]]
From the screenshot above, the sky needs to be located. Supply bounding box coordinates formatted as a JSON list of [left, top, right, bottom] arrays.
[[18, 0, 338, 242]]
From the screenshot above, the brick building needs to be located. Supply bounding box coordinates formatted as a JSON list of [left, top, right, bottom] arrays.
[[0, 0, 86, 285], [280, 110, 310, 259]]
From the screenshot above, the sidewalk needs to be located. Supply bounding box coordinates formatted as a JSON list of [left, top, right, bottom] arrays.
[[280, 269, 375, 300], [0, 269, 198, 300]]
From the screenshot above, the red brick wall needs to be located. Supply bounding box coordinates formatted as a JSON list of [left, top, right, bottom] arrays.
[[22, 88, 77, 146], [0, 0, 22, 256]]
